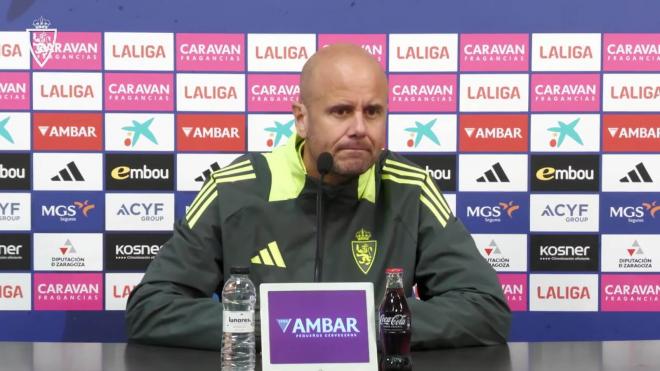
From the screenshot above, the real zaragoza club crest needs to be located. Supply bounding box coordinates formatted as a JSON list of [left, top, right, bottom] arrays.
[[27, 16, 57, 67], [351, 228, 377, 275]]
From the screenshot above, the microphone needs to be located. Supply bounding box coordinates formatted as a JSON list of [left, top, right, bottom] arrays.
[[314, 152, 333, 282]]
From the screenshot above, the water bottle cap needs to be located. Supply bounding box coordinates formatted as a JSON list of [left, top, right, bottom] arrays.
[[230, 266, 250, 275], [385, 268, 403, 274]]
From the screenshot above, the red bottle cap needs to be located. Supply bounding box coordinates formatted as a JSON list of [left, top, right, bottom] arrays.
[[385, 268, 403, 274]]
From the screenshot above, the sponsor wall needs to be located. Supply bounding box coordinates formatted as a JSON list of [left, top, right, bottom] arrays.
[[0, 14, 659, 342]]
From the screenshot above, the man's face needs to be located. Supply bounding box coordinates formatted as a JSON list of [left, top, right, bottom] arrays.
[[294, 55, 387, 183]]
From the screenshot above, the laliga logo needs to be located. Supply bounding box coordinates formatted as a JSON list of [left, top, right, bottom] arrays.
[[27, 16, 57, 67]]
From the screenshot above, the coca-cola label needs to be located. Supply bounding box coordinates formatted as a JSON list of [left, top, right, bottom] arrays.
[[379, 313, 410, 331], [223, 310, 254, 333]]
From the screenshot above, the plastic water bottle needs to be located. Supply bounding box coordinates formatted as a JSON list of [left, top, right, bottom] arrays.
[[221, 266, 256, 370]]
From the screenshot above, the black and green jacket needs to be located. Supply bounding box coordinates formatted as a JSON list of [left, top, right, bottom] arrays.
[[126, 135, 511, 350]]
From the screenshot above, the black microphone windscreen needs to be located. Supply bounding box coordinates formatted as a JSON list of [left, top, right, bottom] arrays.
[[317, 152, 334, 175]]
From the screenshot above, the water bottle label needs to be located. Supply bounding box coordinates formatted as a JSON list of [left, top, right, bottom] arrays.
[[223, 310, 254, 333]]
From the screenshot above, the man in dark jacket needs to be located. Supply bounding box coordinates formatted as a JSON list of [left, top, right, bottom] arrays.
[[126, 43, 511, 350]]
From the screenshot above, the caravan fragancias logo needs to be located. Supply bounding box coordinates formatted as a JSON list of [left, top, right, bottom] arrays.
[[27, 16, 57, 67]]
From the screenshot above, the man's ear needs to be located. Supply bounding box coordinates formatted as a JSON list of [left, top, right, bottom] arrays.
[[292, 101, 308, 139]]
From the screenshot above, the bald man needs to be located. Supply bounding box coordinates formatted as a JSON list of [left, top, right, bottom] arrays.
[[126, 44, 511, 350]]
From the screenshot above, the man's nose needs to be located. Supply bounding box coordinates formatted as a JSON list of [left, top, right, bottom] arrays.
[[348, 111, 367, 137]]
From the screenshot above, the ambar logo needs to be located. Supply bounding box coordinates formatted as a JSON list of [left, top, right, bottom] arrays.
[[176, 33, 244, 71], [33, 113, 102, 151], [0, 153, 30, 190], [603, 115, 660, 152], [177, 114, 245, 152], [531, 234, 599, 272], [531, 155, 599, 192], [106, 154, 174, 191], [460, 34, 528, 71], [459, 114, 528, 152]]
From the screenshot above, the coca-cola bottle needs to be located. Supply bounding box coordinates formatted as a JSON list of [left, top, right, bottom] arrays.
[[378, 268, 412, 371]]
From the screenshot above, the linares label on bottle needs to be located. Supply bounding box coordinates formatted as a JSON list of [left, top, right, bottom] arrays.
[[223, 311, 255, 333]]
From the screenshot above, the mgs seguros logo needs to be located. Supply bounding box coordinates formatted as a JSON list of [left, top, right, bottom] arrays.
[[603, 114, 660, 152], [389, 33, 457, 72], [32, 191, 103, 232], [0, 153, 30, 190], [459, 114, 528, 152], [457, 192, 528, 233], [0, 233, 31, 271], [106, 154, 174, 191], [601, 193, 660, 234], [531, 155, 600, 192], [176, 33, 244, 71], [460, 34, 528, 72], [105, 233, 169, 271], [530, 234, 599, 272], [33, 112, 102, 151]]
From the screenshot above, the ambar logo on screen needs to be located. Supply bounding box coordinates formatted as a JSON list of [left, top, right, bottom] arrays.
[[247, 74, 300, 112], [177, 114, 245, 151], [176, 33, 244, 71], [33, 113, 102, 151], [530, 234, 599, 272], [105, 233, 169, 271], [0, 153, 30, 190], [0, 72, 29, 110], [460, 34, 528, 71], [0, 234, 30, 270], [31, 32, 101, 70], [459, 114, 528, 152], [106, 154, 174, 191], [601, 275, 660, 311], [497, 274, 527, 311], [34, 273, 102, 310], [531, 155, 600, 192], [603, 115, 660, 152], [388, 74, 456, 112]]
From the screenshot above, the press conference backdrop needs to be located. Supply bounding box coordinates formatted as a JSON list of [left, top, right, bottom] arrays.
[[0, 0, 659, 343]]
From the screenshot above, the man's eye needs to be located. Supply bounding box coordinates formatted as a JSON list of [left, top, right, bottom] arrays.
[[332, 107, 351, 116], [365, 107, 381, 118]]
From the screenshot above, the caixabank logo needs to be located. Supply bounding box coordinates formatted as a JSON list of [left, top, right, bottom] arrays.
[[33, 273, 102, 311], [403, 154, 456, 192], [601, 274, 660, 311], [33, 153, 103, 191], [530, 194, 599, 232], [601, 235, 660, 272], [176, 153, 242, 191], [247, 74, 299, 112], [0, 193, 30, 231], [247, 114, 295, 152], [319, 34, 387, 68], [531, 155, 600, 192], [0, 233, 30, 270], [530, 114, 600, 152], [177, 73, 245, 112], [0, 32, 30, 70], [387, 114, 457, 153], [33, 233, 103, 272], [0, 273, 31, 310], [458, 154, 528, 192], [460, 34, 528, 72], [177, 114, 245, 152], [497, 274, 527, 311], [604, 34, 660, 71], [530, 274, 598, 311], [32, 72, 102, 111], [531, 33, 601, 71], [473, 234, 527, 272], [176, 33, 244, 71], [531, 74, 600, 112], [104, 32, 173, 71], [31, 32, 101, 70], [33, 113, 102, 151], [0, 112, 30, 151], [389, 34, 457, 72], [105, 193, 174, 231], [459, 114, 528, 152], [601, 193, 659, 233], [457, 192, 528, 233], [0, 153, 30, 190], [106, 154, 174, 191], [530, 234, 599, 272], [388, 74, 456, 112], [105, 73, 173, 112], [603, 114, 660, 152], [459, 74, 528, 112], [105, 113, 175, 152], [31, 192, 103, 232], [247, 33, 315, 72], [602, 155, 659, 192], [105, 273, 144, 310], [0, 72, 29, 110], [105, 233, 169, 271], [604, 74, 660, 112]]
